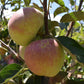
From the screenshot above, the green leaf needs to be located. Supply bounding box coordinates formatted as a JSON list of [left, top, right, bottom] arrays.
[[51, 21, 59, 27], [2, 28, 9, 38], [73, 22, 81, 29], [0, 28, 9, 39], [33, 3, 43, 12], [56, 36, 84, 65], [50, 0, 65, 7], [60, 11, 84, 22], [10, 0, 21, 7], [48, 20, 59, 32], [70, 0, 75, 6], [54, 7, 69, 17], [51, 28, 56, 36], [12, 6, 20, 11], [24, 0, 31, 6], [1, 0, 5, 5], [10, 2, 16, 7], [59, 22, 69, 30], [0, 63, 22, 83], [48, 20, 59, 28]]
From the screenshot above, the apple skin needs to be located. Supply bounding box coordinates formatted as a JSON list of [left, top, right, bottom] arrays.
[[8, 7, 44, 46], [19, 46, 26, 60], [24, 39, 64, 77]]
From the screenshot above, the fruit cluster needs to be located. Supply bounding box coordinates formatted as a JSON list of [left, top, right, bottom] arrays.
[[8, 7, 64, 77]]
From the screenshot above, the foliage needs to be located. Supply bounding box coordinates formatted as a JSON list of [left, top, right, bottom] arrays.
[[0, 0, 84, 84]]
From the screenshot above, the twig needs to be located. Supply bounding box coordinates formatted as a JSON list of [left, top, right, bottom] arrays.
[[1, 0, 9, 19], [0, 40, 24, 61], [66, 22, 75, 37], [48, 0, 50, 14], [40, 0, 43, 5], [1, 4, 5, 19], [66, 0, 83, 37], [40, 1, 50, 84], [78, 0, 83, 10], [0, 40, 18, 56], [43, 0, 49, 35]]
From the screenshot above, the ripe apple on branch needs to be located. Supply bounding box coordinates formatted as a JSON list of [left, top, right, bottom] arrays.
[[8, 7, 65, 78]]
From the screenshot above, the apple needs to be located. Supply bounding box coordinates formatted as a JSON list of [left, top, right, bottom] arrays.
[[19, 46, 26, 60], [8, 7, 44, 46], [24, 39, 64, 77]]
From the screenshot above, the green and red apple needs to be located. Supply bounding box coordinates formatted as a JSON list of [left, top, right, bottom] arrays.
[[24, 39, 64, 77], [8, 7, 44, 46]]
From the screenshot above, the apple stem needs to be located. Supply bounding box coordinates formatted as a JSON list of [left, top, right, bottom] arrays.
[[43, 0, 49, 36]]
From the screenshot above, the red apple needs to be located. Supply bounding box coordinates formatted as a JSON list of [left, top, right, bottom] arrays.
[[8, 7, 44, 46], [24, 39, 64, 77]]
